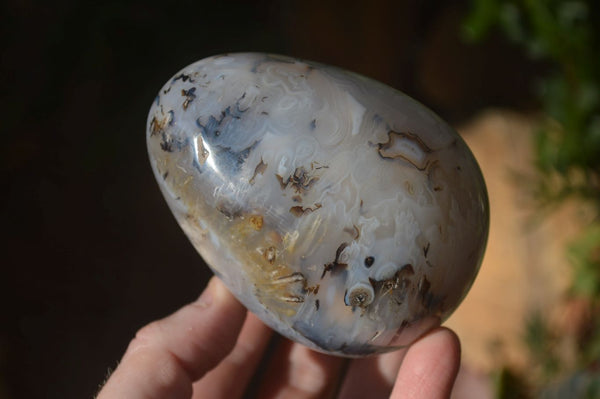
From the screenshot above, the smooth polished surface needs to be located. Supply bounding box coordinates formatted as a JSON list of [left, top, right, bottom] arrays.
[[147, 53, 489, 356]]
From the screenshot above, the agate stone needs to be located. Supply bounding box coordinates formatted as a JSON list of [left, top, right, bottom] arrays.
[[147, 53, 489, 357]]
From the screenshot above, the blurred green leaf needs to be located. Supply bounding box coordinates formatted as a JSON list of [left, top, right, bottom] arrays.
[[462, 0, 501, 41], [569, 224, 600, 298], [524, 311, 561, 378], [493, 366, 531, 399]]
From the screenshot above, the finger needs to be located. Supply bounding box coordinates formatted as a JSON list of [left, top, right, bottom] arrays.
[[390, 327, 461, 399], [255, 339, 347, 399], [191, 312, 273, 398], [337, 348, 407, 398], [97, 277, 247, 399]]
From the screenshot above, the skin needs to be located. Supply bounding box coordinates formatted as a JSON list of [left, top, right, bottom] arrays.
[[97, 277, 460, 399]]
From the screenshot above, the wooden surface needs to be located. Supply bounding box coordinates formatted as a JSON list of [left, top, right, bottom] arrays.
[[447, 110, 581, 372]]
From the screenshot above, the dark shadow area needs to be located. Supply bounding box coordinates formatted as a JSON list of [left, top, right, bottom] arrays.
[[1, 1, 542, 397]]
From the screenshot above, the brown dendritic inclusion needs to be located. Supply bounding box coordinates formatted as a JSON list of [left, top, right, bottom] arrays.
[[147, 53, 489, 357]]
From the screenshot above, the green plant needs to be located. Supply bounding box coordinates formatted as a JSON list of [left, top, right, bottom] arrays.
[[463, 0, 600, 397]]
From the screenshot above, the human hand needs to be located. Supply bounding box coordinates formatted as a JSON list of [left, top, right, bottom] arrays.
[[97, 277, 460, 399]]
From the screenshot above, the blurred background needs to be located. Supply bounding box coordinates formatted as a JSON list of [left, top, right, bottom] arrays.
[[2, 0, 599, 398]]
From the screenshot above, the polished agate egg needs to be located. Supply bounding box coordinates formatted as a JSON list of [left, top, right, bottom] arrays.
[[147, 53, 489, 356]]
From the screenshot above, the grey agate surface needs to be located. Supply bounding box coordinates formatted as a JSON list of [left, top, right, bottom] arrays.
[[147, 53, 489, 357]]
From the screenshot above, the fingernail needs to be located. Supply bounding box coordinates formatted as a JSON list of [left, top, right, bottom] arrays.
[[196, 278, 217, 308], [211, 277, 230, 300]]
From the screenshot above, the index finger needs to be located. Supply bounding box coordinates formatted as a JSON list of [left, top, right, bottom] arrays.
[[97, 277, 247, 399]]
